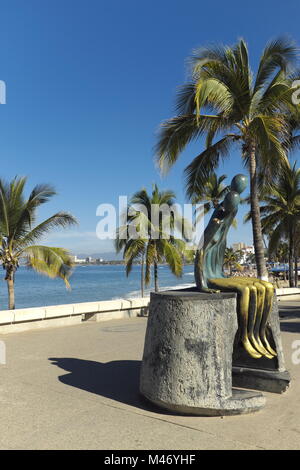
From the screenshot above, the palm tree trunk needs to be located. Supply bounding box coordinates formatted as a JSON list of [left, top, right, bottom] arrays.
[[289, 229, 295, 288], [154, 262, 159, 293], [248, 144, 268, 280], [194, 249, 202, 289], [7, 278, 15, 310], [141, 253, 145, 297]]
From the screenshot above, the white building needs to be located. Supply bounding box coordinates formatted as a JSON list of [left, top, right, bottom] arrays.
[[72, 255, 86, 264], [232, 242, 246, 252]]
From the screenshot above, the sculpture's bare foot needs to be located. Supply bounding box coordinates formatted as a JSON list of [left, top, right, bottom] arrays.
[[249, 334, 274, 359], [242, 337, 262, 359], [261, 333, 277, 357], [254, 331, 276, 358], [258, 282, 277, 357], [201, 287, 221, 294]]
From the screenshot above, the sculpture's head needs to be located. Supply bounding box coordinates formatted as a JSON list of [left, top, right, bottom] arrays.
[[223, 191, 240, 212], [230, 174, 248, 194]]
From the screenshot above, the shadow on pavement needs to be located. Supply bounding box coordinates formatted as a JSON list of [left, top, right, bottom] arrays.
[[48, 357, 161, 413]]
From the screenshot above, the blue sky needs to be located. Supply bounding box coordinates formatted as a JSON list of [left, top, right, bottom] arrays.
[[0, 0, 299, 255]]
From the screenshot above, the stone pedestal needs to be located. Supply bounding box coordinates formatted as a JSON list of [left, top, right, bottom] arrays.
[[232, 296, 290, 393], [140, 290, 265, 416]]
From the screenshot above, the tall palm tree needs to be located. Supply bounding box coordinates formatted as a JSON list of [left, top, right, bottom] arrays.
[[155, 37, 299, 281], [0, 177, 77, 309], [250, 163, 300, 287], [116, 185, 188, 293]]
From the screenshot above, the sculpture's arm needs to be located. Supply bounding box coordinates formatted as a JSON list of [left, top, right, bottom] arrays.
[[201, 218, 223, 251]]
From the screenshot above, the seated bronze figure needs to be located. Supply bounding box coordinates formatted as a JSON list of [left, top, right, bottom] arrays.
[[194, 174, 276, 359]]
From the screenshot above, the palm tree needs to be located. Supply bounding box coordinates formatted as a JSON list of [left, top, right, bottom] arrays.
[[252, 163, 300, 287], [191, 172, 230, 213], [293, 226, 300, 287], [116, 185, 188, 293], [191, 172, 239, 230], [274, 241, 288, 282], [275, 242, 289, 265], [155, 37, 299, 281], [0, 177, 77, 309], [223, 248, 242, 275]]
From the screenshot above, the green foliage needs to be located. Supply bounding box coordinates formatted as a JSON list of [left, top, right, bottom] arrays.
[[245, 162, 300, 286], [155, 37, 300, 279], [191, 172, 230, 211], [273, 242, 289, 263], [156, 37, 299, 194], [115, 184, 189, 291], [223, 247, 243, 274], [0, 177, 77, 307], [245, 162, 300, 254]]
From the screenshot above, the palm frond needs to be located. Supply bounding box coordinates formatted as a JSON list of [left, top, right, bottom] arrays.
[[175, 83, 196, 114], [184, 135, 238, 198], [24, 245, 74, 288], [254, 37, 298, 93], [159, 239, 183, 277], [155, 114, 229, 173], [14, 212, 78, 252]]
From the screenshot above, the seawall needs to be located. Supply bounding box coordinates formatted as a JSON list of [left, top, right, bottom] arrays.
[[0, 297, 150, 334], [0, 286, 299, 334]]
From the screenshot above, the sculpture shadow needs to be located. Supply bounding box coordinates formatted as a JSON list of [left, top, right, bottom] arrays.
[[48, 357, 160, 413]]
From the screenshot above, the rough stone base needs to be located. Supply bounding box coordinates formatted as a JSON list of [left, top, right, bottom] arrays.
[[232, 367, 290, 394], [140, 289, 265, 416], [142, 388, 265, 417]]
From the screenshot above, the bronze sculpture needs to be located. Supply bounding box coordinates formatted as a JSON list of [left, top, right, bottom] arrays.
[[195, 174, 276, 359]]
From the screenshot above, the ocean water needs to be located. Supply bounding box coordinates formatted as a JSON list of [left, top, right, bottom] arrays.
[[0, 264, 195, 310]]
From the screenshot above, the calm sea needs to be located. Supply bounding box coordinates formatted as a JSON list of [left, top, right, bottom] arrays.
[[0, 264, 195, 310]]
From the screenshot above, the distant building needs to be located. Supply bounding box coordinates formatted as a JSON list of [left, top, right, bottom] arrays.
[[72, 255, 87, 264], [232, 242, 246, 252]]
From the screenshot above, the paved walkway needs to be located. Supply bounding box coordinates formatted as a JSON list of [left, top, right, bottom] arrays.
[[0, 299, 299, 450]]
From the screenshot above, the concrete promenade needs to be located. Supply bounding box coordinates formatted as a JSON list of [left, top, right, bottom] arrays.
[[0, 299, 299, 449]]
